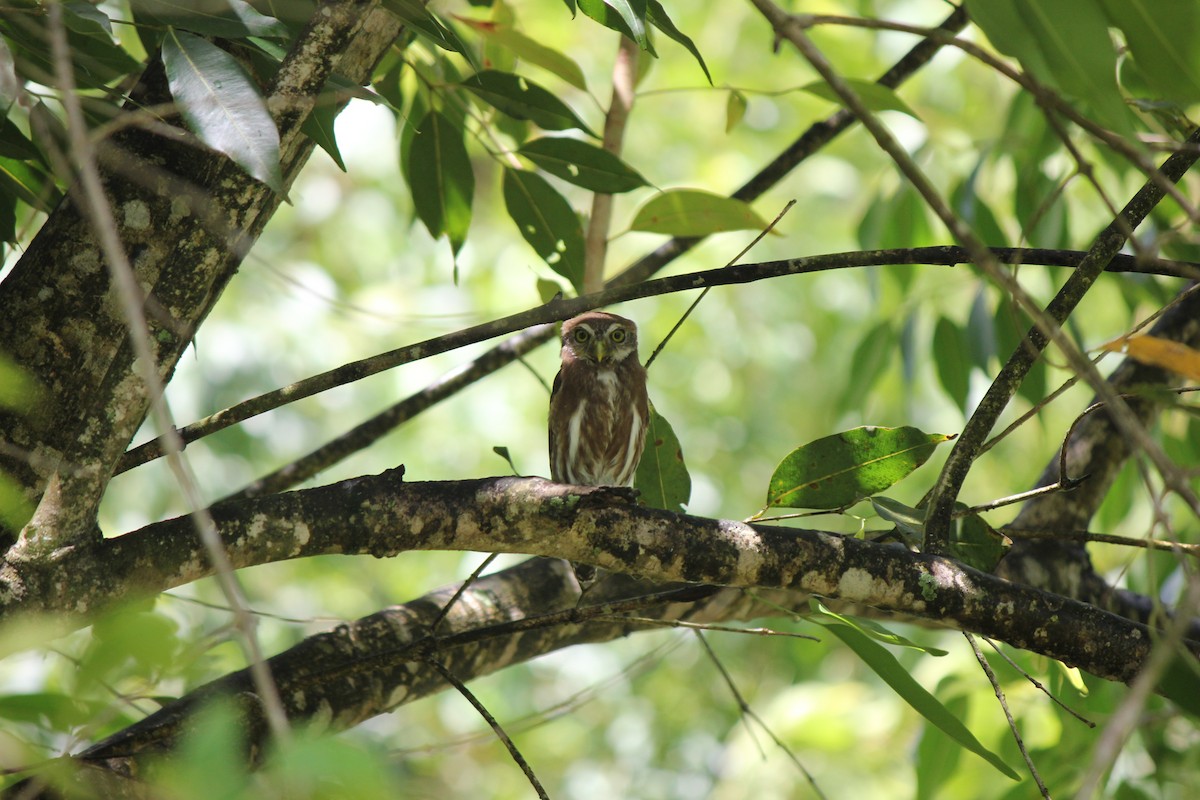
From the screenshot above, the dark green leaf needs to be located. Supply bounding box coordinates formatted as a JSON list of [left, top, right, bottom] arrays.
[[635, 406, 691, 513], [0, 471, 32, 532], [502, 168, 585, 292], [301, 103, 345, 171], [576, 0, 656, 56], [766, 426, 954, 509], [409, 111, 475, 255], [1100, 0, 1200, 104], [951, 511, 1011, 572], [916, 694, 969, 798], [162, 29, 283, 193], [130, 0, 289, 38], [647, 0, 711, 83], [1, 4, 139, 89], [811, 601, 948, 655], [871, 496, 924, 545], [383, 0, 478, 67], [519, 136, 647, 193], [933, 316, 971, 412], [0, 113, 40, 161], [463, 70, 595, 135], [0, 154, 58, 212], [630, 189, 768, 236], [822, 622, 1019, 780]]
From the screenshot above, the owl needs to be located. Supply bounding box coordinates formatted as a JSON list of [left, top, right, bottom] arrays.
[[549, 311, 650, 583]]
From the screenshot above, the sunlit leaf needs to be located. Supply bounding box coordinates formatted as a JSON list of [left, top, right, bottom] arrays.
[[1101, 334, 1200, 382], [519, 136, 648, 193], [576, 0, 656, 56], [952, 511, 1010, 572], [725, 89, 747, 133], [0, 155, 58, 213], [630, 189, 768, 236], [648, 0, 711, 83], [162, 29, 283, 193], [635, 406, 690, 513], [502, 167, 584, 292], [766, 426, 954, 509], [409, 111, 475, 255], [800, 79, 919, 119], [383, 0, 478, 67], [821, 622, 1020, 780], [463, 70, 595, 135]]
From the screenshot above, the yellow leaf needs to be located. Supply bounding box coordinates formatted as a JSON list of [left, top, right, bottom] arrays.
[[1100, 335, 1200, 381]]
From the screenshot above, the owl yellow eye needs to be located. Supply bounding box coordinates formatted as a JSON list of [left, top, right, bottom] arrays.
[[610, 328, 626, 343], [572, 328, 591, 343]]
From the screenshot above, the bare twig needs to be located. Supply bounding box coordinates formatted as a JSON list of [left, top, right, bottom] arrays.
[[965, 632, 1049, 799], [981, 637, 1095, 728], [425, 657, 549, 800]]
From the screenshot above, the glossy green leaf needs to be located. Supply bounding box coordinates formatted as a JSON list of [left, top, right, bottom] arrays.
[[933, 316, 971, 412], [648, 0, 711, 83], [576, 0, 656, 56], [811, 601, 948, 656], [915, 694, 969, 798], [822, 622, 1020, 780], [383, 0, 478, 67], [766, 426, 954, 509], [0, 113, 40, 162], [800, 79, 919, 119], [409, 111, 475, 255], [0, 154, 58, 212], [129, 0, 289, 39], [162, 29, 283, 193], [871, 495, 924, 546], [458, 18, 587, 90], [630, 189, 768, 236], [502, 167, 585, 292], [519, 137, 647, 193], [635, 406, 691, 513], [1100, 0, 1200, 104], [464, 70, 595, 135], [301, 103, 345, 171], [580, 0, 648, 48]]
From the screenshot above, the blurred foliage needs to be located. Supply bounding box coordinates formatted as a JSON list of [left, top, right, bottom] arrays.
[[1, 0, 1200, 797]]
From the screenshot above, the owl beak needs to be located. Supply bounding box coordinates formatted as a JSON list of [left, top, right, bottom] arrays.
[[593, 340, 609, 363]]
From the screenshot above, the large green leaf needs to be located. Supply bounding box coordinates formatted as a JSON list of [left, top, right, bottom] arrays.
[[463, 70, 595, 135], [518, 137, 648, 193], [811, 601, 948, 656], [1099, 0, 1200, 104], [766, 426, 954, 509], [0, 154, 58, 213], [383, 0, 478, 67], [578, 0, 648, 49], [820, 622, 1019, 780], [0, 3, 139, 90], [630, 189, 768, 236], [162, 29, 283, 193], [502, 168, 585, 292], [635, 406, 691, 513], [409, 111, 474, 255]]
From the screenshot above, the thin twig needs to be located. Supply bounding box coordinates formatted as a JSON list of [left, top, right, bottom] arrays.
[[431, 553, 499, 633], [964, 632, 1049, 799], [610, 616, 819, 641], [693, 630, 827, 799], [980, 637, 1095, 728], [425, 656, 549, 800]]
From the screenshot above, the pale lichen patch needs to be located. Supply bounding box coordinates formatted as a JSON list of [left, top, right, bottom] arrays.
[[293, 520, 311, 549], [122, 199, 151, 230]]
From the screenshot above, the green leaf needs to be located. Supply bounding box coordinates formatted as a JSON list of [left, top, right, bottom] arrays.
[[766, 426, 954, 509], [0, 470, 33, 532], [458, 18, 587, 90], [0, 114, 40, 162], [725, 89, 747, 133], [383, 0, 478, 67], [647, 0, 711, 83], [518, 137, 648, 193], [933, 316, 971, 413], [916, 693, 969, 798], [463, 70, 595, 135], [871, 496, 924, 546], [966, 287, 996, 370], [301, 103, 345, 171], [502, 167, 585, 292], [951, 511, 1011, 572], [838, 318, 895, 409], [0, 4, 140, 89], [162, 29, 283, 193], [821, 622, 1019, 780], [0, 155, 58, 213], [1100, 0, 1200, 104], [800, 78, 920, 119], [409, 111, 475, 255], [576, 0, 656, 56], [630, 189, 768, 236], [635, 406, 691, 513], [130, 0, 290, 39], [811, 601, 948, 656]]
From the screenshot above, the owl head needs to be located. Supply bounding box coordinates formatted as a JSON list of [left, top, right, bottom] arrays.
[[560, 311, 640, 367]]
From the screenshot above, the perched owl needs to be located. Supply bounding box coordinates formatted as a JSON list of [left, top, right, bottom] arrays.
[[549, 311, 650, 584]]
